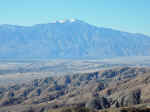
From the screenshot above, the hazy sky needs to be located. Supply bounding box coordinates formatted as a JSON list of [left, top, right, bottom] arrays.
[[0, 0, 150, 35]]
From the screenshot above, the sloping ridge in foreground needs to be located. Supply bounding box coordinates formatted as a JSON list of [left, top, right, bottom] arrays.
[[0, 67, 150, 111]]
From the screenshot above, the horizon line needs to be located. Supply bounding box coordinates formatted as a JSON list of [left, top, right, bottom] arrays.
[[0, 19, 149, 37]]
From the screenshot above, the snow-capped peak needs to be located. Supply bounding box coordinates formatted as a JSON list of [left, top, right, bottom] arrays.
[[58, 20, 67, 23], [50, 19, 77, 24], [69, 19, 76, 22]]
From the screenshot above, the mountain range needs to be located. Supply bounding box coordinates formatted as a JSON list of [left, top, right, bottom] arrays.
[[0, 19, 150, 59]]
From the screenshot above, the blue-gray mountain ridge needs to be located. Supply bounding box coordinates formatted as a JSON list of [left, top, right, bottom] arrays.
[[0, 19, 150, 59]]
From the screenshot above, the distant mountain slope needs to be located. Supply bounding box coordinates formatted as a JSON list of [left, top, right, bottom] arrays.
[[0, 19, 150, 59]]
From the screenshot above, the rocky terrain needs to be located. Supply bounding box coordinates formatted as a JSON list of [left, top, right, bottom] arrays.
[[0, 58, 150, 85], [0, 66, 150, 112]]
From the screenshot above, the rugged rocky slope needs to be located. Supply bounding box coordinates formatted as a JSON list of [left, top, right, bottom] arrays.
[[0, 67, 150, 111], [0, 20, 150, 59]]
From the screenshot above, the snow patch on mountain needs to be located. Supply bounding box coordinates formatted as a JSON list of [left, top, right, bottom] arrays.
[[50, 19, 77, 24]]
